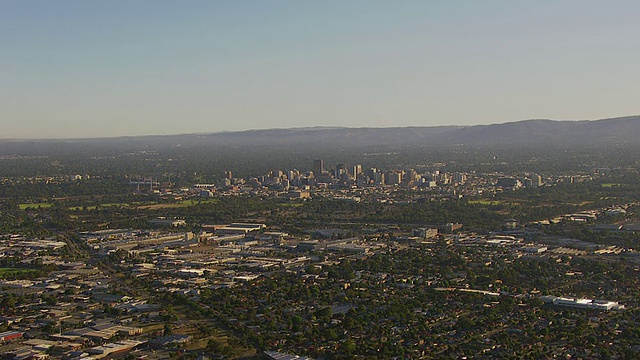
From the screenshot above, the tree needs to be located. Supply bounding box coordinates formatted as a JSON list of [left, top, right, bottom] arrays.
[[163, 324, 174, 336], [341, 338, 357, 354], [207, 339, 225, 353]]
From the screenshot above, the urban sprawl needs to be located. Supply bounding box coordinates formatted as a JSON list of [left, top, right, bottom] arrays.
[[2, 158, 640, 359]]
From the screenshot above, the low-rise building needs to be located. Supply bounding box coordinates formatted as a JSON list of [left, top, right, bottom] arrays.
[[412, 228, 438, 239], [540, 295, 625, 311], [0, 330, 23, 341]]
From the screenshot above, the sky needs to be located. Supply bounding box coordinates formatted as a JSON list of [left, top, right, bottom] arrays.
[[2, 1, 640, 139]]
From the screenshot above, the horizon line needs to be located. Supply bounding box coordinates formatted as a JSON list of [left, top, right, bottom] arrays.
[[1, 116, 636, 141]]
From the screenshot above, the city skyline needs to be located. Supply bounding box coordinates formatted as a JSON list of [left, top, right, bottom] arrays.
[[3, 1, 640, 139]]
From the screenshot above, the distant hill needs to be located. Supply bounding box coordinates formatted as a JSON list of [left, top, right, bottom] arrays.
[[2, 116, 640, 154]]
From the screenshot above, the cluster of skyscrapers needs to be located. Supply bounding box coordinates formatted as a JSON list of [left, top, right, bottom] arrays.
[[221, 159, 472, 191]]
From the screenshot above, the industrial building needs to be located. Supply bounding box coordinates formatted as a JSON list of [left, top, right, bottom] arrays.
[[540, 295, 625, 311]]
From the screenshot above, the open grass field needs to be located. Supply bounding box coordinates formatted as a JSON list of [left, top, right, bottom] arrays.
[[68, 203, 130, 211], [137, 198, 218, 209], [180, 198, 218, 205], [601, 183, 623, 188], [468, 200, 502, 205], [138, 203, 191, 209], [278, 203, 305, 208], [0, 268, 39, 278], [100, 202, 129, 207], [67, 199, 220, 211], [18, 202, 52, 210], [68, 206, 92, 211]]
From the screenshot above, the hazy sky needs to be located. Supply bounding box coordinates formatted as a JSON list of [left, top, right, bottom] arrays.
[[3, 1, 640, 138]]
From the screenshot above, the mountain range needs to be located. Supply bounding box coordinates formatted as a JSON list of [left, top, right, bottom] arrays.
[[190, 115, 640, 148], [2, 116, 640, 153]]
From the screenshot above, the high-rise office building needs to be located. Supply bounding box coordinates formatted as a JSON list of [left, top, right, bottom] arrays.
[[453, 172, 467, 184], [532, 174, 542, 187], [404, 169, 417, 183], [386, 171, 402, 185], [373, 171, 385, 185], [313, 159, 324, 175], [288, 170, 299, 181], [366, 168, 377, 180], [351, 165, 362, 178]]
